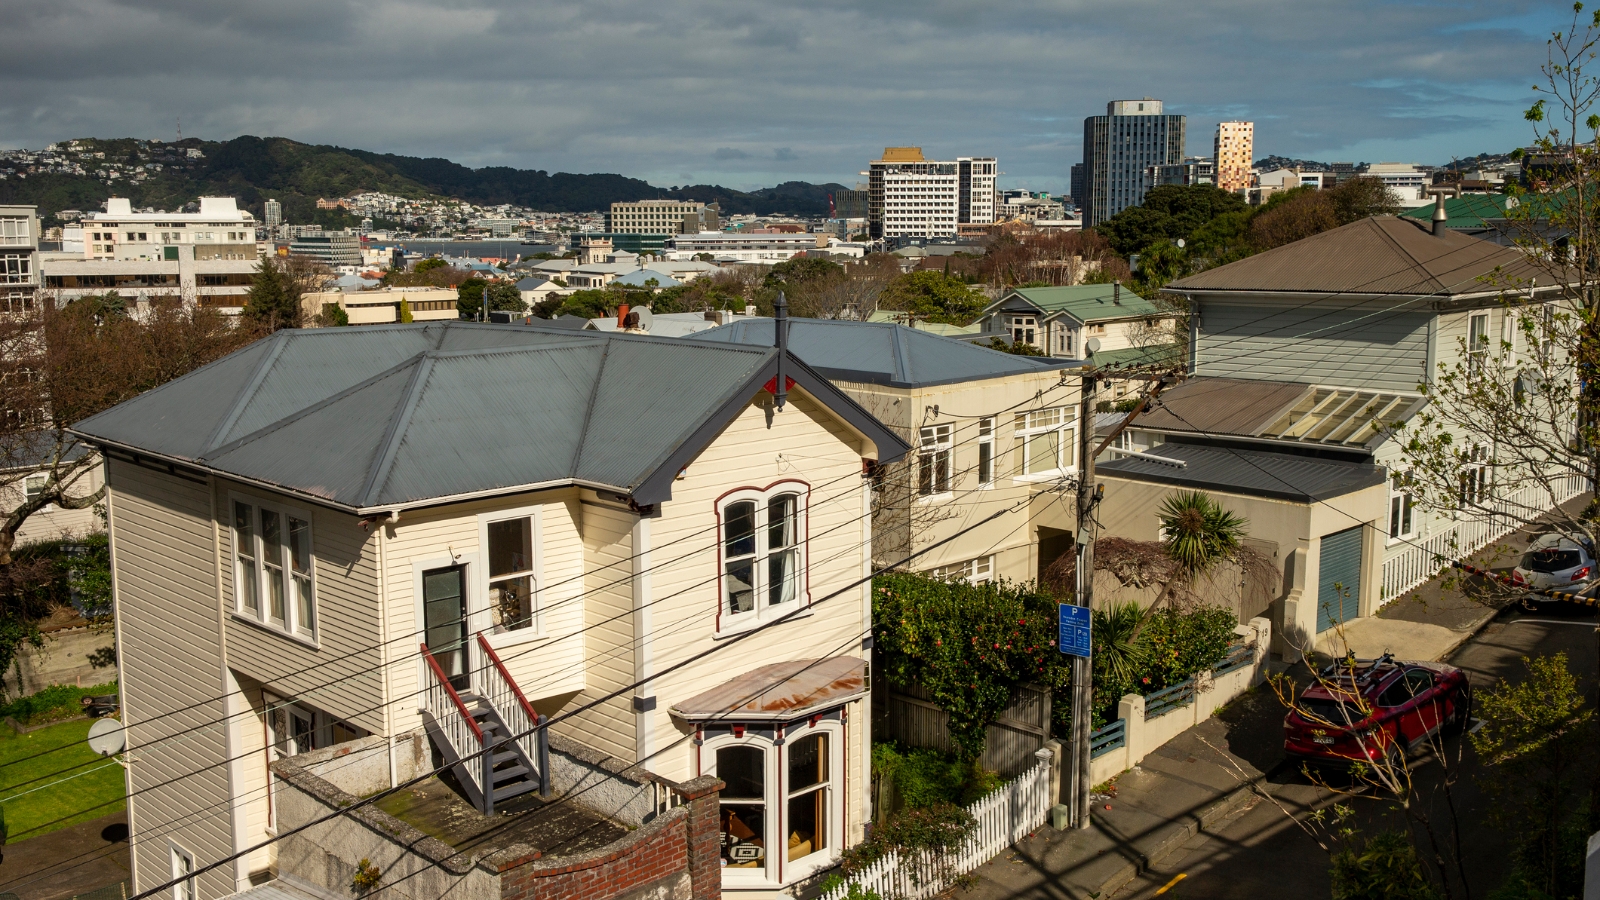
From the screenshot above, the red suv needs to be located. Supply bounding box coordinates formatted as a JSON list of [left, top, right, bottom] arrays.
[[1284, 654, 1472, 768]]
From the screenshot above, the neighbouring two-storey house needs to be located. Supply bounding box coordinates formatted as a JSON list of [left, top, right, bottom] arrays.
[[1092, 214, 1576, 655], [976, 284, 1181, 375], [73, 322, 911, 900], [688, 319, 1087, 585]]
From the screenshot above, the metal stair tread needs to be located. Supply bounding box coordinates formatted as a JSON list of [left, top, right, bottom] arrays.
[[492, 781, 539, 802], [491, 764, 531, 782]]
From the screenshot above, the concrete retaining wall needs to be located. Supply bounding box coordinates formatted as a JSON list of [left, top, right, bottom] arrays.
[[1088, 617, 1272, 786], [3, 623, 116, 697]]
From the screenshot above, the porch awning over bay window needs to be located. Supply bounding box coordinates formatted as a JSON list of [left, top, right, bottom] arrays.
[[669, 658, 866, 722]]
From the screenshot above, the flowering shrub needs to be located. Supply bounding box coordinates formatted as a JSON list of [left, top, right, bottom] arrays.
[[873, 573, 1069, 759]]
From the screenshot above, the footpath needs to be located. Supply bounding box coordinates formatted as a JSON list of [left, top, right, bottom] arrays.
[[956, 539, 1517, 900]]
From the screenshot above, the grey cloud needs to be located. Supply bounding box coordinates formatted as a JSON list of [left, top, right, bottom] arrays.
[[0, 0, 1572, 194]]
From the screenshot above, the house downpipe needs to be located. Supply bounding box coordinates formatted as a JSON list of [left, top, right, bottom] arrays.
[[774, 292, 789, 410]]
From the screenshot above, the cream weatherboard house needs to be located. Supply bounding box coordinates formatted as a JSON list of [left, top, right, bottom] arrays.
[[73, 322, 909, 899]]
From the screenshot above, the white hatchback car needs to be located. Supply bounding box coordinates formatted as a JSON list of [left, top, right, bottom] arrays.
[[1511, 533, 1598, 602]]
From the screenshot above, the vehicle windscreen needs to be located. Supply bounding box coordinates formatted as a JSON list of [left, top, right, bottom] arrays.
[[1522, 549, 1581, 573], [1298, 697, 1368, 727]]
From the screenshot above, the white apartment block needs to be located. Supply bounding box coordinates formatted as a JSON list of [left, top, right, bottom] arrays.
[[663, 231, 828, 262], [40, 197, 260, 308], [606, 200, 719, 235], [1214, 121, 1254, 194], [1365, 163, 1433, 207], [867, 148, 997, 240], [0, 204, 39, 315]]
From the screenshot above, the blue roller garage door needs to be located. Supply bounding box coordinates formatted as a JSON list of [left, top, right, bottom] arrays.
[[1316, 526, 1363, 633]]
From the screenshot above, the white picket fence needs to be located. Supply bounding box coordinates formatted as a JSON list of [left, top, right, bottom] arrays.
[[1381, 472, 1588, 600], [819, 750, 1054, 900]]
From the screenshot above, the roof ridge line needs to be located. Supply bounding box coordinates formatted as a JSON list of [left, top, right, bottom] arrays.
[[359, 355, 438, 509], [890, 325, 910, 383], [569, 339, 613, 476], [200, 354, 425, 463], [202, 332, 291, 454], [1371, 217, 1447, 295]]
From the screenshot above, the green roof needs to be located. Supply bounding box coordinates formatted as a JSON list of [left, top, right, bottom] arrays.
[[999, 285, 1165, 323], [1398, 194, 1513, 229]]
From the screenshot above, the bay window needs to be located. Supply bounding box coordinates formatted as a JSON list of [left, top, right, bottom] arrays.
[[707, 716, 843, 884], [719, 485, 806, 632], [1013, 406, 1074, 479], [232, 497, 317, 639]]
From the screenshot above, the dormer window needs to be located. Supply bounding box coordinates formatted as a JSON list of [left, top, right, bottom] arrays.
[[719, 484, 807, 632]]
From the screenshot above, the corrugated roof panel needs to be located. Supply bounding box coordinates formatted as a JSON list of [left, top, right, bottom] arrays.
[[70, 337, 279, 460], [574, 339, 771, 488], [1138, 378, 1310, 437], [371, 345, 606, 506], [205, 363, 421, 504]]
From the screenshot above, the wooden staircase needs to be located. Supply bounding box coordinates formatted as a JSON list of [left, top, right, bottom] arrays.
[[419, 642, 549, 815], [458, 691, 540, 806]]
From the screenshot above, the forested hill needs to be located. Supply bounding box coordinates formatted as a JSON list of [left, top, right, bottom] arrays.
[[0, 135, 849, 223]]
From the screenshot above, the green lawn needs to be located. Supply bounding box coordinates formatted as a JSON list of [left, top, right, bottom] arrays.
[[0, 719, 126, 840]]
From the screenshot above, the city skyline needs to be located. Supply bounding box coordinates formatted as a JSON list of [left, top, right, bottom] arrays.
[[0, 0, 1568, 196]]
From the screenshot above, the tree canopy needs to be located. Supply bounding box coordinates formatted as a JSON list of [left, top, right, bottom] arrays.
[[878, 270, 990, 325], [455, 280, 526, 319]]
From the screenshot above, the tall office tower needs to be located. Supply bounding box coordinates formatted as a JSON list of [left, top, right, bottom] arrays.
[[1069, 164, 1085, 210], [264, 198, 282, 227], [867, 148, 997, 240], [1213, 121, 1254, 193], [1079, 98, 1186, 227]]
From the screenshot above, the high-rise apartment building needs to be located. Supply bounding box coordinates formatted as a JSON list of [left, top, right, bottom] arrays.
[[1079, 98, 1186, 227], [1213, 121, 1254, 193], [264, 198, 283, 228], [1145, 157, 1215, 190], [0, 204, 39, 315], [867, 148, 997, 240], [605, 200, 719, 236], [1069, 164, 1085, 211]]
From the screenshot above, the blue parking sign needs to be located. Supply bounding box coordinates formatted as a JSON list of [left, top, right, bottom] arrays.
[[1059, 604, 1091, 658]]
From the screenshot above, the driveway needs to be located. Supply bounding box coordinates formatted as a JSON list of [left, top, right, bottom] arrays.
[[1111, 606, 1599, 899], [0, 812, 129, 900]]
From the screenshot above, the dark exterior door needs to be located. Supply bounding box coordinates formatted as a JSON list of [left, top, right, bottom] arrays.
[[423, 565, 469, 691], [1316, 526, 1363, 633]]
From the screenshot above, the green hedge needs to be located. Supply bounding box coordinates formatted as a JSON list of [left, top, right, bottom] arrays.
[[0, 682, 118, 725]]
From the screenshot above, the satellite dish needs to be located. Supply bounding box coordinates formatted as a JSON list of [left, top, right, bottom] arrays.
[[1176, 238, 1185, 249], [87, 718, 124, 757], [632, 307, 654, 332], [1084, 337, 1101, 357]]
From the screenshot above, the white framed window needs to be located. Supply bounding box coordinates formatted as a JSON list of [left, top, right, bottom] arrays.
[[1009, 315, 1037, 346], [929, 555, 995, 583], [1458, 445, 1490, 507], [0, 218, 28, 243], [170, 844, 195, 900], [917, 424, 953, 496], [719, 483, 807, 633], [1012, 406, 1075, 479], [705, 718, 844, 885], [1388, 473, 1415, 540], [977, 417, 996, 486], [477, 506, 541, 641], [1467, 312, 1489, 377], [0, 253, 30, 285], [23, 474, 46, 502], [231, 496, 317, 641]]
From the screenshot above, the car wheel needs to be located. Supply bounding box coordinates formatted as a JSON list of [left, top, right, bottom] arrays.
[[1381, 740, 1407, 790], [1450, 685, 1473, 733]]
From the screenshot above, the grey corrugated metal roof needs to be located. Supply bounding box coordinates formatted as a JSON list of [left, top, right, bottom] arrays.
[[72, 323, 910, 511], [1166, 216, 1551, 297], [686, 319, 1082, 388], [1097, 441, 1385, 502]]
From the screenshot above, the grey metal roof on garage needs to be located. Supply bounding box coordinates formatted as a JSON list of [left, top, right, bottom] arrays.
[[1097, 441, 1385, 502], [71, 322, 909, 511], [687, 318, 1082, 388]]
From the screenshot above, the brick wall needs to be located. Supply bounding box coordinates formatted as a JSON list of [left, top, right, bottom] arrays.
[[498, 775, 724, 900]]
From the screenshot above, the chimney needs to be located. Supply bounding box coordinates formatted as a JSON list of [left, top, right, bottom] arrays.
[[617, 304, 630, 329], [1113, 282, 1121, 304], [773, 292, 789, 410], [745, 303, 757, 317], [1431, 195, 1449, 236]]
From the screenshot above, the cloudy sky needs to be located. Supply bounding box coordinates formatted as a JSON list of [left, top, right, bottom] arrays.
[[0, 0, 1573, 193]]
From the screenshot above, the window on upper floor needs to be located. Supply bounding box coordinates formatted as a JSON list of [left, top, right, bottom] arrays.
[[486, 514, 536, 633], [1009, 315, 1037, 347], [1467, 313, 1489, 377], [232, 498, 316, 640], [1013, 406, 1075, 479], [23, 473, 46, 503], [918, 424, 953, 496], [720, 485, 806, 632], [977, 417, 996, 486], [1458, 445, 1490, 508], [170, 845, 195, 900]]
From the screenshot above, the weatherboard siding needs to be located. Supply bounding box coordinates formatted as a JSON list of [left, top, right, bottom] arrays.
[[642, 391, 871, 784], [108, 458, 235, 900], [1195, 299, 1431, 392], [565, 496, 636, 761], [214, 480, 385, 735]]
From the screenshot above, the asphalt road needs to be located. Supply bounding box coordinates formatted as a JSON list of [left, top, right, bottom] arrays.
[[1111, 605, 1600, 900]]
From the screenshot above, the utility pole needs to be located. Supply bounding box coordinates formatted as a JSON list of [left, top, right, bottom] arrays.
[[1071, 370, 1099, 829]]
